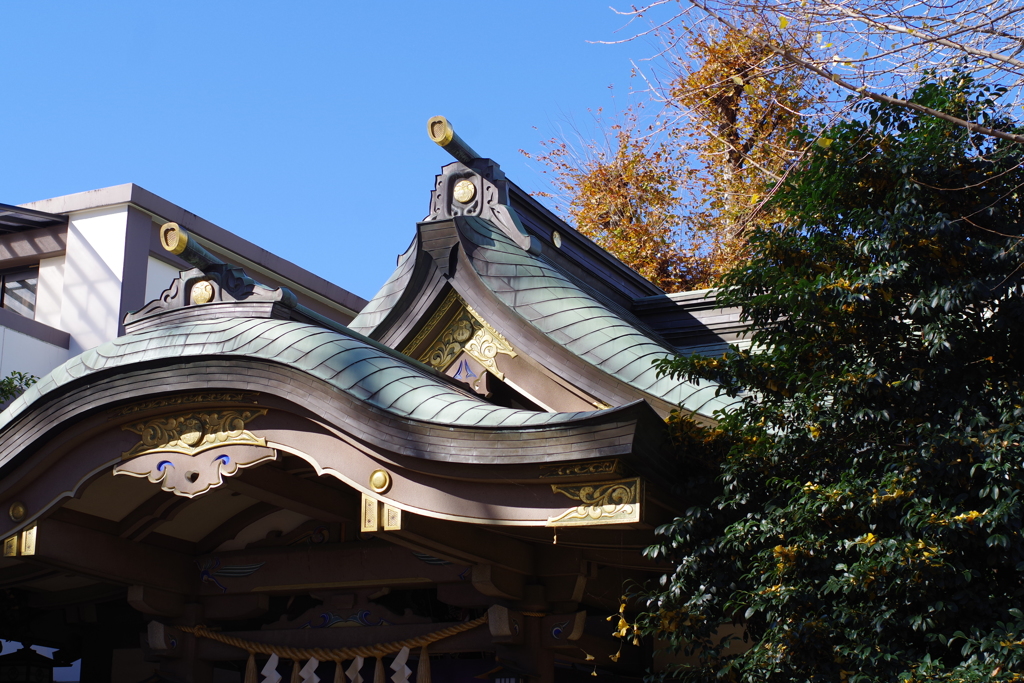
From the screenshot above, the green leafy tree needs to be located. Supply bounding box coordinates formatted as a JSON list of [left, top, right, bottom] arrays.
[[638, 76, 1024, 681], [0, 371, 36, 405]]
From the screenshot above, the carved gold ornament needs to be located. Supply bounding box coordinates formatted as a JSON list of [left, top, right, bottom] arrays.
[[114, 445, 276, 498], [122, 409, 268, 459], [403, 291, 516, 379], [546, 478, 642, 527], [540, 460, 622, 478], [453, 179, 476, 204], [191, 280, 214, 304], [115, 393, 257, 417], [461, 308, 516, 380]]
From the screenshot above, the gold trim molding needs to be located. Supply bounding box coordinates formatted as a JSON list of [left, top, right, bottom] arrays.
[[122, 409, 268, 459], [116, 392, 258, 417], [546, 478, 642, 527], [403, 289, 462, 355], [540, 460, 622, 479]]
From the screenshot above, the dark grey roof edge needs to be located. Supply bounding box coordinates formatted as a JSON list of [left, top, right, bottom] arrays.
[[508, 182, 664, 299]]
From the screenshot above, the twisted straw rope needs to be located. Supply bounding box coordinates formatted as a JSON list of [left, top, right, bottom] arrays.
[[180, 613, 488, 661]]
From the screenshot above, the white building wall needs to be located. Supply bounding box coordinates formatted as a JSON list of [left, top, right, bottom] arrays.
[[145, 256, 181, 304], [35, 255, 66, 329], [0, 327, 68, 380], [59, 206, 129, 357]]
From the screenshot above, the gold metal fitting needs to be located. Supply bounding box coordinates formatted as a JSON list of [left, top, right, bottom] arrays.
[[453, 179, 476, 203], [160, 222, 189, 255], [369, 469, 392, 493], [427, 116, 454, 147], [191, 280, 214, 305], [8, 501, 26, 522]]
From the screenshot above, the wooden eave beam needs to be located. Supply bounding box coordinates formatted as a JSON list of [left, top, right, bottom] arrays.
[[222, 462, 358, 525], [193, 539, 470, 596], [22, 518, 193, 594], [388, 514, 535, 575]]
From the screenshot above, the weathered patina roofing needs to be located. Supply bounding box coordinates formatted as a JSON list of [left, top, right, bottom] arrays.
[[456, 216, 732, 417], [348, 238, 418, 336], [0, 317, 611, 433], [353, 210, 735, 419]]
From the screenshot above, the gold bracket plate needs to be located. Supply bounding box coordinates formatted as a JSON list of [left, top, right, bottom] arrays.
[[546, 478, 642, 527]]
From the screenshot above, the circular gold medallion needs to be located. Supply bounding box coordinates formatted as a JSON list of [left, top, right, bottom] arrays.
[[191, 280, 214, 305], [179, 417, 204, 447], [453, 319, 473, 343], [453, 179, 476, 204], [8, 501, 26, 522], [369, 469, 391, 493]]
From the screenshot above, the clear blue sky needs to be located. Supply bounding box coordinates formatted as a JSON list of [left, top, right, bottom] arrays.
[[2, 1, 658, 301]]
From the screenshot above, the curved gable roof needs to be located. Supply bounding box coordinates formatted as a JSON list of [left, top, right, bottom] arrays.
[[348, 212, 735, 420], [457, 216, 732, 417], [0, 317, 611, 435]]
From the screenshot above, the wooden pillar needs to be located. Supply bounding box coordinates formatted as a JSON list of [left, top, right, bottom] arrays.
[[525, 615, 554, 683], [157, 604, 214, 683], [79, 629, 113, 683]]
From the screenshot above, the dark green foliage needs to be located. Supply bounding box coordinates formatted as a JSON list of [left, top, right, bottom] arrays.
[[0, 371, 35, 404], [641, 77, 1024, 681]]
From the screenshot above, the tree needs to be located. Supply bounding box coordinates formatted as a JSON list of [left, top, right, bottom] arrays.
[[635, 76, 1024, 681], [0, 371, 36, 405], [614, 0, 1024, 143], [526, 113, 699, 291], [527, 24, 821, 291]]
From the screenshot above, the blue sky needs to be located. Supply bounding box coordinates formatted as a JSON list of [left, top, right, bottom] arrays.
[[1, 1, 659, 301]]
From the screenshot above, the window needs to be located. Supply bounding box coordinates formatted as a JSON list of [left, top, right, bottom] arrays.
[[0, 266, 38, 319]]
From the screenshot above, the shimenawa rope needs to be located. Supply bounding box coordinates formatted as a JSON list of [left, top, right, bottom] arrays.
[[180, 613, 487, 661]]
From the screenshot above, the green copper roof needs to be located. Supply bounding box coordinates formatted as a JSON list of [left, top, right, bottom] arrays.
[[0, 318, 605, 433], [459, 216, 734, 417], [349, 239, 417, 335]]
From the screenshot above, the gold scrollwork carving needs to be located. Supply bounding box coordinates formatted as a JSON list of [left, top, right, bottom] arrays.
[[539, 460, 622, 478], [405, 291, 516, 379], [546, 478, 642, 527], [116, 392, 258, 417], [402, 290, 461, 356], [427, 314, 476, 370], [461, 304, 516, 380], [122, 409, 268, 459]]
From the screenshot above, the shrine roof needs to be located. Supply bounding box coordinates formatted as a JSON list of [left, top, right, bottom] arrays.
[[349, 213, 733, 420], [0, 317, 609, 434], [348, 238, 417, 336], [458, 217, 730, 417]]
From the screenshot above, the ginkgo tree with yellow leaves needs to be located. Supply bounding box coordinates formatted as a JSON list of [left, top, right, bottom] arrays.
[[527, 21, 822, 291]]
